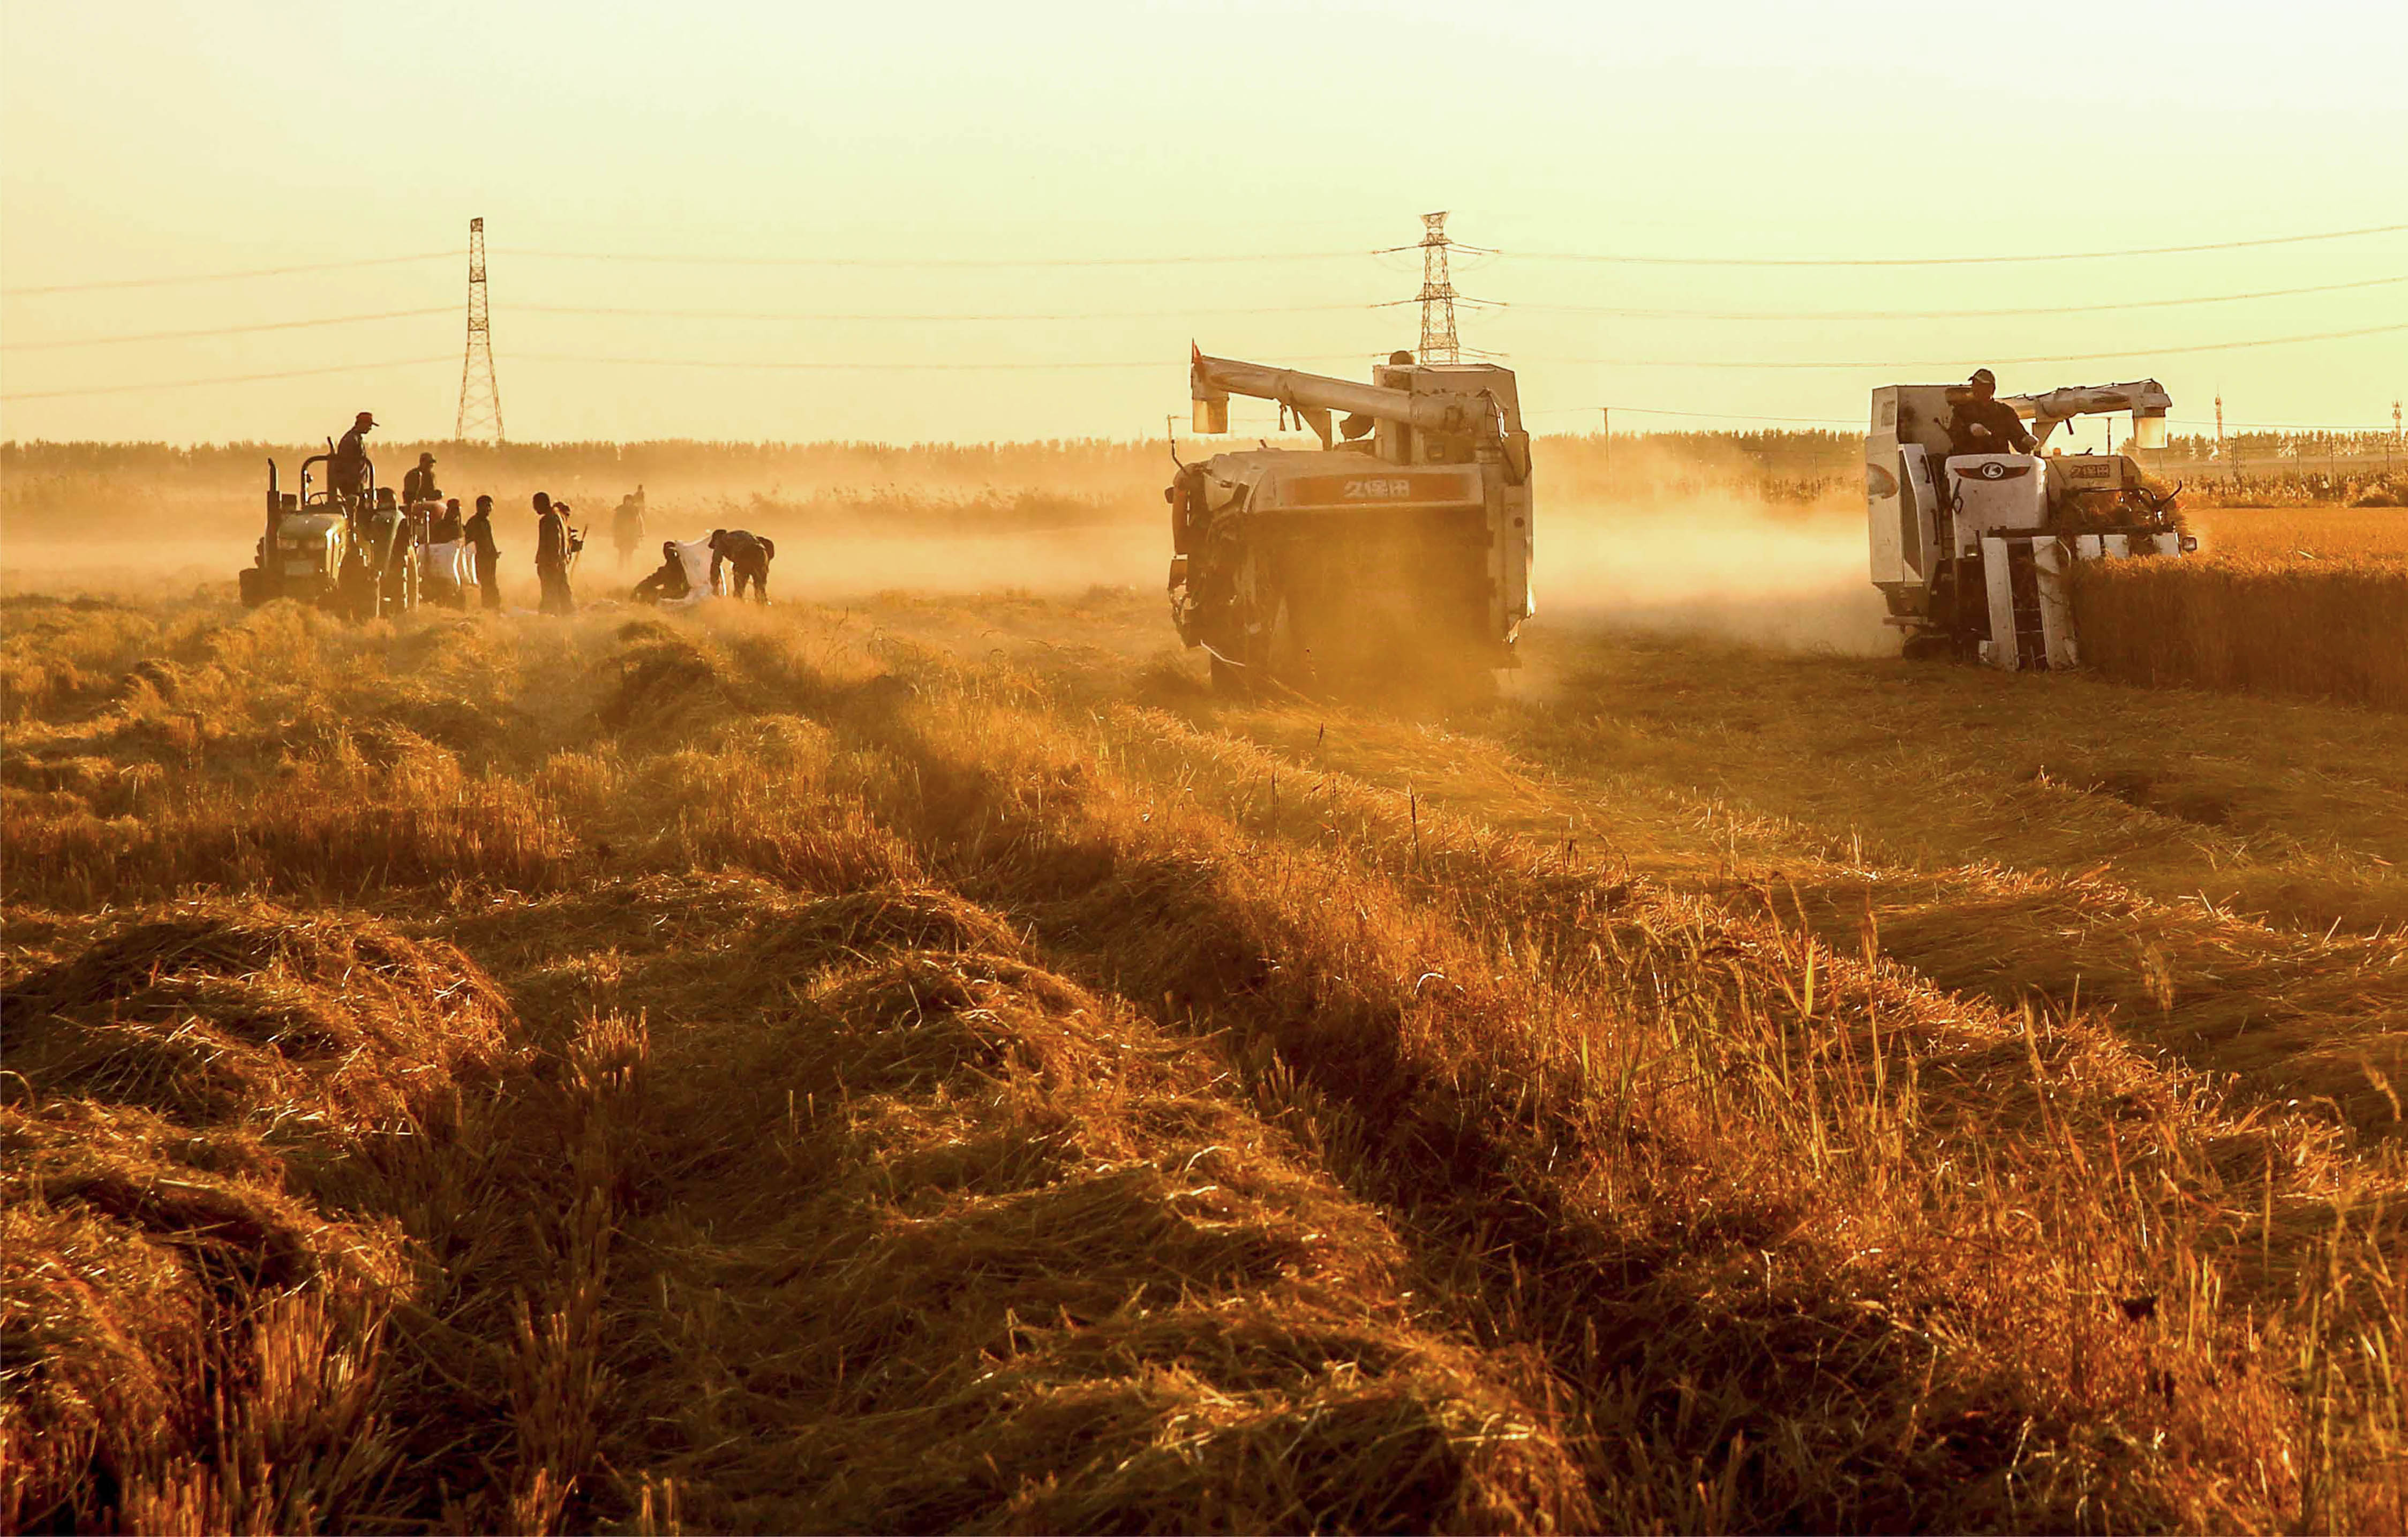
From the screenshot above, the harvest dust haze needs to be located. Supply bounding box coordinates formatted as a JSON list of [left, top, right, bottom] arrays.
[[7, 434, 2407, 1533]]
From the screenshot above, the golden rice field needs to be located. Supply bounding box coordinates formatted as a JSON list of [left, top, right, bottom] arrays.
[[2193, 504, 2408, 564], [5, 584, 2405, 1534], [2073, 503, 2408, 710]]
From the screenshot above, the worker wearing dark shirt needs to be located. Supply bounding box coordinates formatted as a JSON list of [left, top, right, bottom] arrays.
[[465, 495, 501, 610], [708, 527, 776, 603], [1947, 369, 2036, 456], [330, 411, 375, 500], [536, 493, 577, 615], [403, 452, 441, 505], [631, 542, 691, 605], [432, 498, 464, 543]]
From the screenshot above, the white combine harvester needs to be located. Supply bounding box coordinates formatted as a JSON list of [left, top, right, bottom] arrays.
[[1867, 379, 2197, 669]]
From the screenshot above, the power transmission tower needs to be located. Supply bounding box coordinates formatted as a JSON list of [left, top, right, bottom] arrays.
[[1416, 212, 1459, 365], [455, 217, 504, 445]]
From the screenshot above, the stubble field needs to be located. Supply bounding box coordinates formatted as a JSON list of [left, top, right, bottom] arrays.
[[6, 564, 2407, 1532], [5, 439, 2407, 1532]]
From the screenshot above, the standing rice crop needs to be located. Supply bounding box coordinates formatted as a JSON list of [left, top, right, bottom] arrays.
[[2071, 557, 2408, 710]]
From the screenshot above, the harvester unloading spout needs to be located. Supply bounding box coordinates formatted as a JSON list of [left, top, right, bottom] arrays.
[[1190, 348, 1503, 445], [1168, 348, 1534, 692]]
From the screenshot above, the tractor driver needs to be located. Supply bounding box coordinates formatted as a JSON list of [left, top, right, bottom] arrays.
[[1947, 369, 2036, 458], [403, 451, 441, 506], [330, 411, 375, 501]]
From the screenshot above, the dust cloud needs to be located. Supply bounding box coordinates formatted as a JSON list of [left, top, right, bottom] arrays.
[[0, 514, 1164, 607], [1537, 500, 1889, 655]]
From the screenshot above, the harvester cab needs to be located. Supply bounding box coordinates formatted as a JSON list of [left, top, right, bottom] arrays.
[[1170, 347, 1534, 691], [240, 444, 422, 619], [1867, 378, 2196, 670]]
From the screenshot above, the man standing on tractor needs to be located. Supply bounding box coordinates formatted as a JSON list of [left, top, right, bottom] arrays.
[[1947, 369, 2036, 457], [403, 451, 441, 505], [535, 493, 577, 615], [465, 495, 502, 610], [708, 527, 776, 603], [330, 411, 375, 501], [612, 492, 646, 570]]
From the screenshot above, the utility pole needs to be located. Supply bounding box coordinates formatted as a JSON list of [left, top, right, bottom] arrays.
[[1600, 406, 1611, 473], [1416, 212, 1460, 365], [455, 216, 504, 445]]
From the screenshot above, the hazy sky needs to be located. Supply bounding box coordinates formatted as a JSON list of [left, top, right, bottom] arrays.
[[3, 0, 2402, 445]]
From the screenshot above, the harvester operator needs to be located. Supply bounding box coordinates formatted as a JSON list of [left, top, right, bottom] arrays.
[[330, 411, 375, 501], [403, 452, 441, 505], [536, 493, 578, 615], [465, 495, 502, 610], [1947, 369, 2036, 457], [709, 528, 776, 603]]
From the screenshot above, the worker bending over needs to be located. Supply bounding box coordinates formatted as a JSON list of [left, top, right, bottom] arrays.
[[1947, 369, 2036, 457], [709, 528, 776, 603]]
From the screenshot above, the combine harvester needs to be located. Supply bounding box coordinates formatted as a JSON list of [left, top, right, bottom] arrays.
[[1170, 348, 1534, 691], [1867, 378, 2197, 669]]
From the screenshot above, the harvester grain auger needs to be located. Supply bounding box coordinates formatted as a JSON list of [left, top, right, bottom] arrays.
[[1867, 378, 2199, 670], [1169, 347, 1534, 692], [239, 445, 422, 620]]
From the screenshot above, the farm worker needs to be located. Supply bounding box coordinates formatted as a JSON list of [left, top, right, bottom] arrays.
[[612, 493, 646, 569], [708, 528, 776, 603], [536, 493, 577, 615], [631, 541, 691, 605], [465, 495, 502, 610], [403, 452, 441, 506], [330, 410, 375, 500], [1947, 369, 2036, 458], [432, 498, 464, 543]]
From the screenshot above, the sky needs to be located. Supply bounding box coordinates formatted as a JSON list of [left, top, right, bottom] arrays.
[[2, 0, 2402, 445]]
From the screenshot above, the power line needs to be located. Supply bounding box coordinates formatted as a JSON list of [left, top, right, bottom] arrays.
[[497, 247, 1368, 268], [514, 301, 1378, 321], [1508, 220, 2408, 267], [0, 356, 455, 402], [0, 307, 454, 351], [11, 273, 2384, 352], [1497, 274, 2408, 322], [511, 351, 1366, 372], [2, 253, 454, 297], [1532, 320, 2408, 369]]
